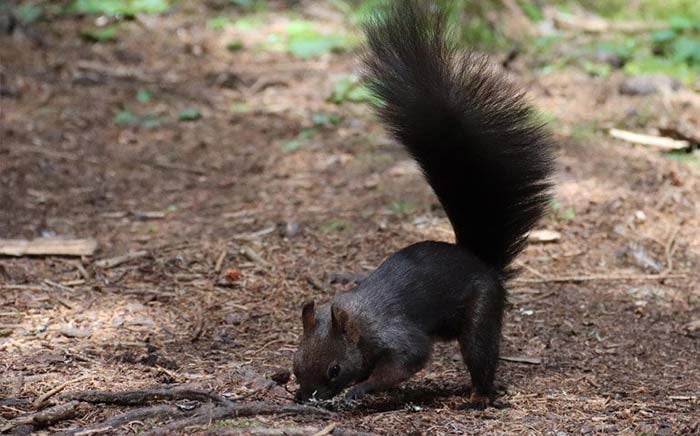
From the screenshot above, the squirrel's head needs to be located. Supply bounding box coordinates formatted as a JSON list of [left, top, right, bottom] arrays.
[[293, 300, 364, 402]]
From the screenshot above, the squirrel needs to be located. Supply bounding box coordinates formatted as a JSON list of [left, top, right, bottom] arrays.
[[293, 0, 554, 409]]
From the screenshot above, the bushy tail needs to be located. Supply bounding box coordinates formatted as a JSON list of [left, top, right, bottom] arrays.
[[363, 0, 554, 274]]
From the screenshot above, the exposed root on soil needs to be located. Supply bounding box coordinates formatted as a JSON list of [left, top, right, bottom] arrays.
[[1, 386, 332, 435]]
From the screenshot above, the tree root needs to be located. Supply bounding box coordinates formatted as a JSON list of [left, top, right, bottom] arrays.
[[61, 385, 232, 407], [42, 385, 333, 435], [142, 402, 332, 436], [0, 401, 82, 434]]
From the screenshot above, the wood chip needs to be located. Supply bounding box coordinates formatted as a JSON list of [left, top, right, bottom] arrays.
[[60, 325, 93, 338], [528, 229, 561, 243], [609, 128, 690, 151], [500, 355, 542, 365], [0, 238, 98, 257]]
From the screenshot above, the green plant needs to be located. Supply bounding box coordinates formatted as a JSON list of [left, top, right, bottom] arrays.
[[15, 3, 43, 24], [328, 75, 374, 104], [285, 20, 355, 59], [81, 24, 120, 42], [67, 0, 172, 16]]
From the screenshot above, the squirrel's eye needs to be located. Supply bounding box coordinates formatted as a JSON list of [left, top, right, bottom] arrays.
[[327, 364, 341, 380]]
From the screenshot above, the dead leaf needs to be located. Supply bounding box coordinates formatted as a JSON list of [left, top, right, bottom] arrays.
[[224, 268, 242, 282]]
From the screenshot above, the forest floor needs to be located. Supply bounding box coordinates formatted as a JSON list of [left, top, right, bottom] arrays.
[[1, 1, 699, 435]]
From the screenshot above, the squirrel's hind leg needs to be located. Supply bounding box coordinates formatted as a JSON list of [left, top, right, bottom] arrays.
[[458, 280, 506, 408]]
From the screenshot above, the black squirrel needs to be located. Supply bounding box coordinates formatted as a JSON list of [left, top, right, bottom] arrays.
[[293, 0, 554, 408]]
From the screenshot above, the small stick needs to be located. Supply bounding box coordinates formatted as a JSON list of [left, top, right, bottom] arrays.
[[9, 145, 101, 165], [144, 160, 207, 175], [214, 250, 227, 273], [663, 226, 681, 274], [514, 260, 547, 279], [512, 273, 686, 284], [609, 128, 690, 151], [240, 246, 270, 267], [312, 423, 337, 436], [514, 291, 557, 304], [95, 251, 149, 269], [34, 374, 92, 409], [500, 355, 542, 365], [44, 279, 75, 292], [0, 284, 52, 291]]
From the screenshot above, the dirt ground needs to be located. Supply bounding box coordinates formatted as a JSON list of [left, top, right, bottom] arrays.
[[1, 1, 699, 435]]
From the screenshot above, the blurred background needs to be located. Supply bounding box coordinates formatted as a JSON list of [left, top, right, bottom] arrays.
[[0, 1, 698, 435]]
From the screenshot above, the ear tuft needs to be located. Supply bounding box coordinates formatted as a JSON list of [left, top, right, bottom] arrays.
[[301, 300, 316, 334]]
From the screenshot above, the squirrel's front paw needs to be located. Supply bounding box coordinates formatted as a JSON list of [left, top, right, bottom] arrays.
[[344, 385, 368, 401]]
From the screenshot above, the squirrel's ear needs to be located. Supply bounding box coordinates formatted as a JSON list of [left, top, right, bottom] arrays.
[[301, 300, 316, 334], [331, 304, 360, 343]]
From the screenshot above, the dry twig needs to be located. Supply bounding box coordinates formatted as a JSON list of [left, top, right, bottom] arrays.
[[33, 374, 91, 410], [95, 251, 149, 269], [609, 128, 690, 151], [512, 273, 685, 284]]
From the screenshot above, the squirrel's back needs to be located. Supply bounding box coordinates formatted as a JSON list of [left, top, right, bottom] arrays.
[[363, 1, 554, 275]]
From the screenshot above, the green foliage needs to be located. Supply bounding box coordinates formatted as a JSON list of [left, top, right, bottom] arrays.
[[389, 199, 416, 215], [15, 3, 43, 24], [140, 114, 163, 127], [624, 56, 697, 84], [595, 39, 637, 62], [114, 108, 163, 127], [229, 102, 251, 113], [321, 220, 351, 232], [178, 108, 202, 121], [285, 20, 354, 59], [666, 151, 700, 166], [279, 128, 317, 151], [328, 75, 374, 104], [114, 109, 138, 125], [207, 16, 231, 30], [518, 0, 544, 22], [570, 122, 598, 141], [311, 112, 342, 127], [555, 0, 700, 21], [649, 21, 700, 67], [549, 199, 576, 221], [226, 40, 245, 51], [581, 60, 612, 77], [533, 13, 699, 83], [229, 0, 266, 12], [560, 207, 576, 220], [68, 0, 171, 16], [136, 88, 152, 103], [81, 24, 120, 42]]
